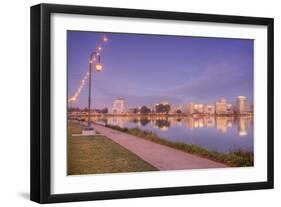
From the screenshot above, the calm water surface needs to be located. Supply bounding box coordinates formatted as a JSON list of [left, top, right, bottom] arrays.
[[92, 116, 253, 153]]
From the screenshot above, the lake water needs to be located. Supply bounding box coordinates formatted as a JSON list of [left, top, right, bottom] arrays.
[[91, 116, 253, 153]]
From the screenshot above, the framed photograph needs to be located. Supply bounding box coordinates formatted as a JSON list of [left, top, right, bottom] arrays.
[[30, 3, 274, 203]]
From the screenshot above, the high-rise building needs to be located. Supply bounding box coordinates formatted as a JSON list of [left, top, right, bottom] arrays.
[[226, 104, 234, 114], [237, 96, 248, 114], [196, 104, 204, 113], [111, 98, 127, 114], [215, 99, 227, 114], [187, 102, 195, 114], [204, 105, 215, 115]]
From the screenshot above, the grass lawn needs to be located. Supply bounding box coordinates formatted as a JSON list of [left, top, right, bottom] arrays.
[[67, 121, 157, 175]]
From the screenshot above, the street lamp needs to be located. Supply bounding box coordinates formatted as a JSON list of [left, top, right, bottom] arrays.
[[82, 50, 103, 135]]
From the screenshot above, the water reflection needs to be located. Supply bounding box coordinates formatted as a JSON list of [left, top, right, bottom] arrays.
[[94, 116, 252, 135], [90, 116, 253, 153], [238, 117, 249, 136]]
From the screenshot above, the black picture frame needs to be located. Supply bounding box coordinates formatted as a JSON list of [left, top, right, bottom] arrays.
[[30, 3, 274, 204]]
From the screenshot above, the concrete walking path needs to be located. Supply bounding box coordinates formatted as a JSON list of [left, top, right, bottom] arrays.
[[93, 124, 227, 170]]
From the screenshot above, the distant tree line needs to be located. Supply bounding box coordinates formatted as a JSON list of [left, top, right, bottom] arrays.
[[69, 103, 172, 115], [155, 104, 171, 114], [129, 104, 171, 115]]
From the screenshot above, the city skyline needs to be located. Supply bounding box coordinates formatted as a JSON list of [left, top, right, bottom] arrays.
[[68, 31, 254, 109], [69, 95, 252, 116]]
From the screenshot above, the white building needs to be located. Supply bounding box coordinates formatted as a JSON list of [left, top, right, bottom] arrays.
[[215, 99, 227, 114], [204, 105, 215, 115], [111, 98, 127, 114], [237, 96, 248, 114], [195, 104, 204, 113], [187, 102, 195, 114]]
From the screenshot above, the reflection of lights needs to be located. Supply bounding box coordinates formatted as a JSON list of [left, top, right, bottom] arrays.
[[238, 117, 248, 137], [199, 119, 204, 128], [239, 131, 248, 136], [152, 124, 159, 129], [102, 36, 108, 42], [159, 126, 169, 131]]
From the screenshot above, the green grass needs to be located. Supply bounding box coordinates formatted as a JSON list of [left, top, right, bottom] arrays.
[[67, 122, 157, 175], [105, 124, 254, 167]]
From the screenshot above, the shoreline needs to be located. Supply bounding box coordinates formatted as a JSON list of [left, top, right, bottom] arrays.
[[103, 124, 254, 167], [93, 123, 226, 170], [69, 113, 253, 117]]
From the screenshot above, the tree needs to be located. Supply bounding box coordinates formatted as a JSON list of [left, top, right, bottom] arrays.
[[155, 104, 171, 114], [100, 108, 108, 114], [130, 108, 139, 114], [140, 106, 151, 114], [176, 109, 182, 114]]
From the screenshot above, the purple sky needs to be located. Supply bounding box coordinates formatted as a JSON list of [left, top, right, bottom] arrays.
[[67, 31, 253, 109]]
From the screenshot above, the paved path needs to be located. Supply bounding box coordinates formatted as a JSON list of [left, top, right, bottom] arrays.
[[93, 124, 226, 170]]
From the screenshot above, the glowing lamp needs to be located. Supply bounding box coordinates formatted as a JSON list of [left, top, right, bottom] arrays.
[[95, 63, 103, 72]]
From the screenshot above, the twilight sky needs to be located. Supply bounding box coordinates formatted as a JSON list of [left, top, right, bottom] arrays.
[[68, 31, 253, 109]]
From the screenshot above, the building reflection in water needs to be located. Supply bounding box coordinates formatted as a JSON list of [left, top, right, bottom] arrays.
[[238, 117, 251, 136], [155, 119, 170, 131], [107, 116, 126, 128], [216, 117, 230, 133], [91, 115, 252, 136]]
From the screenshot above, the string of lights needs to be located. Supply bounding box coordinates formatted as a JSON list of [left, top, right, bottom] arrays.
[[68, 34, 108, 105], [68, 72, 89, 103]]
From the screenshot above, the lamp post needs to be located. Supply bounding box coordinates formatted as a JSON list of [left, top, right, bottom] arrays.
[[82, 50, 103, 135]]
